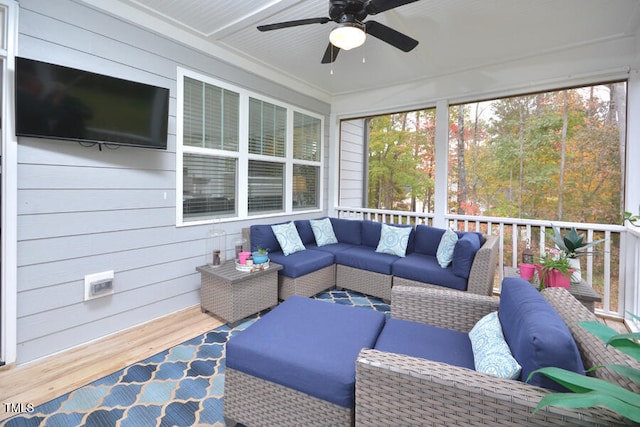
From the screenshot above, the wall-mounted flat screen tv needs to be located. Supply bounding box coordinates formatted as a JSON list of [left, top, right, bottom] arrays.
[[15, 57, 169, 149]]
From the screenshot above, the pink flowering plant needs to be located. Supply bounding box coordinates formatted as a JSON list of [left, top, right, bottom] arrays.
[[538, 248, 572, 289]]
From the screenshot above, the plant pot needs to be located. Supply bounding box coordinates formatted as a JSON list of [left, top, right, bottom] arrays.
[[544, 269, 572, 289], [568, 257, 582, 282], [519, 263, 536, 280], [238, 251, 252, 265], [252, 251, 269, 264]]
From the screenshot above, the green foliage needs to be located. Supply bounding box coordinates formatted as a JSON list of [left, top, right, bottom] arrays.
[[623, 211, 640, 226], [529, 323, 640, 422], [546, 224, 606, 258]]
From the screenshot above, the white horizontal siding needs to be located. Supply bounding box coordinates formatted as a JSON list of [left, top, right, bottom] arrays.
[[15, 0, 330, 363], [339, 119, 365, 207]]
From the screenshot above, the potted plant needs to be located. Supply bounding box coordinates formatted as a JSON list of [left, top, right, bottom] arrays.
[[252, 246, 269, 265], [538, 248, 573, 289], [546, 224, 605, 282], [529, 314, 640, 423]]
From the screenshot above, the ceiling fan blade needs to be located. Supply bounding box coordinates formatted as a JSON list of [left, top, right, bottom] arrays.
[[321, 43, 341, 64], [365, 20, 418, 52], [365, 0, 420, 15], [257, 17, 331, 32]]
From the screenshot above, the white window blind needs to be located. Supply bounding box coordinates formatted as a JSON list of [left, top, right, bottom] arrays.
[[249, 97, 286, 157], [293, 112, 321, 161], [183, 153, 237, 218], [183, 76, 239, 151], [293, 164, 319, 210], [248, 160, 284, 214]]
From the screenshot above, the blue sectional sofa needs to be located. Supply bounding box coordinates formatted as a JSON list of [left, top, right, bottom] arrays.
[[246, 217, 499, 301], [224, 278, 627, 426]]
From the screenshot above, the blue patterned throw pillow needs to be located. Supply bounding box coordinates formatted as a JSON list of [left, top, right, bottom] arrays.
[[375, 223, 412, 257], [310, 218, 338, 246], [436, 228, 458, 268], [469, 311, 522, 379], [271, 221, 306, 256]]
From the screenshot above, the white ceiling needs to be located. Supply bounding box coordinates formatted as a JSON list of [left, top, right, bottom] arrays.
[[82, 0, 640, 101]]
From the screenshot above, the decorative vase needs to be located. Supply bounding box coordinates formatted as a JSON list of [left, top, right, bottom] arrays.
[[568, 257, 582, 283], [519, 263, 536, 281]]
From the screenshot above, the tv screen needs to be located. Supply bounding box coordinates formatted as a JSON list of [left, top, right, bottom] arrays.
[[15, 57, 169, 149]]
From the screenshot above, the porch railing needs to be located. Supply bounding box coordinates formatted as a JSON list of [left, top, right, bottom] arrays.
[[335, 206, 627, 319]]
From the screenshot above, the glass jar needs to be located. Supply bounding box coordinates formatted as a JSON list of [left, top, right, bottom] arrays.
[[206, 227, 226, 267]]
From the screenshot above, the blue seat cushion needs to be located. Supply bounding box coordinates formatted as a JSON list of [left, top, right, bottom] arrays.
[[334, 245, 398, 275], [374, 318, 475, 370], [308, 242, 356, 256], [392, 253, 468, 291], [499, 277, 585, 390], [226, 296, 386, 408], [269, 249, 334, 278]]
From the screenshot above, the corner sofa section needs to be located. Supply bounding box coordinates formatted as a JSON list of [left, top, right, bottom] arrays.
[[246, 217, 499, 301]]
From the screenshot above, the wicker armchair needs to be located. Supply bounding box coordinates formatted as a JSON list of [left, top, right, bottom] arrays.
[[355, 285, 637, 426]]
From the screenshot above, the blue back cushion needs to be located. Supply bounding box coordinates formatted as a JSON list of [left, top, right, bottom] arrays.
[[499, 277, 585, 390], [250, 224, 282, 253], [414, 225, 445, 256], [330, 217, 362, 245], [361, 220, 382, 248], [451, 232, 482, 279], [294, 219, 316, 245]]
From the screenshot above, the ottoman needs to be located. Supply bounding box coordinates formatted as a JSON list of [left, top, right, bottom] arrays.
[[224, 296, 386, 427]]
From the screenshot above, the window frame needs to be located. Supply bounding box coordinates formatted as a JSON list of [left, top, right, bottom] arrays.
[[176, 67, 324, 226]]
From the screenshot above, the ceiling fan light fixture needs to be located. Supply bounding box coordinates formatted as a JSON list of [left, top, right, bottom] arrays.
[[329, 22, 366, 50]]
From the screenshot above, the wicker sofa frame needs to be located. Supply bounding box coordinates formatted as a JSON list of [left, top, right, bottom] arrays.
[[355, 285, 638, 426]]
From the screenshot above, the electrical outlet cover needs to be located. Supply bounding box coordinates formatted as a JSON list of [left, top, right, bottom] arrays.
[[84, 270, 115, 301]]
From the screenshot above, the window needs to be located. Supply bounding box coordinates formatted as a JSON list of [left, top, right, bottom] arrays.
[[448, 82, 626, 224], [364, 109, 437, 211], [293, 112, 321, 210], [177, 68, 323, 224]]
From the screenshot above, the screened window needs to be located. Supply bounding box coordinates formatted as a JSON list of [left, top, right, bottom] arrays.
[[447, 82, 626, 224], [178, 68, 324, 224]]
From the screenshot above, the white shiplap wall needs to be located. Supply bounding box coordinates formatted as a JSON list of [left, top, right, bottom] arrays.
[[15, 0, 330, 363]]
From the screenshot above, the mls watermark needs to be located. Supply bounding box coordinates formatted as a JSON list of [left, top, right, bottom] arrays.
[[3, 402, 35, 413]]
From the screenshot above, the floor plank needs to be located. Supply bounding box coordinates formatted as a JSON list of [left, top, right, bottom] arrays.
[[0, 305, 223, 421]]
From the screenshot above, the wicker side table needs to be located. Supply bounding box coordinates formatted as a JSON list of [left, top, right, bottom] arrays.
[[504, 266, 601, 312], [196, 261, 282, 326]]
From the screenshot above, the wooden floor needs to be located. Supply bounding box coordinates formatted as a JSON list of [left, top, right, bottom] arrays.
[[0, 305, 223, 421], [0, 302, 629, 422]]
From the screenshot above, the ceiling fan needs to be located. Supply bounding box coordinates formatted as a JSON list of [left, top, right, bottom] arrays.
[[257, 0, 420, 64]]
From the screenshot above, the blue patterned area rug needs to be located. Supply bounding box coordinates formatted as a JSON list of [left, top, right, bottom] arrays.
[[2, 290, 389, 427]]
